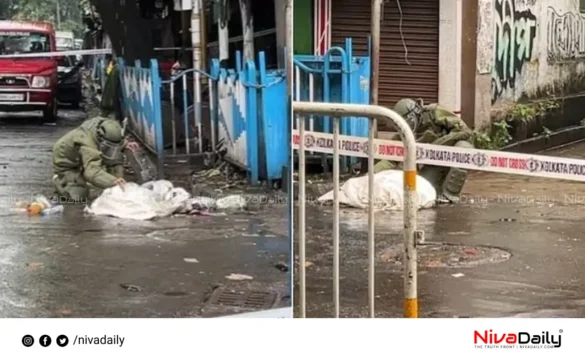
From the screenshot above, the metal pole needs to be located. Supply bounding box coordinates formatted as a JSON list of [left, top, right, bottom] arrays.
[[367, 116, 375, 317], [191, 0, 203, 154], [370, 0, 381, 109], [171, 78, 177, 155], [362, 0, 382, 174], [200, 0, 208, 71], [368, 0, 382, 319], [332, 117, 340, 318], [56, 0, 61, 30], [218, 0, 229, 67], [285, 0, 295, 317], [298, 114, 306, 318], [285, 0, 293, 90], [239, 0, 255, 61]]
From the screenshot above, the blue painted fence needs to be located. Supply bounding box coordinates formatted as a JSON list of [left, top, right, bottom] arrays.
[[116, 38, 371, 183], [117, 50, 288, 184], [293, 38, 371, 170], [117, 59, 164, 157]]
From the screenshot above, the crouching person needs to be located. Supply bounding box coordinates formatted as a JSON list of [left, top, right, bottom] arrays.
[[52, 116, 138, 201], [374, 98, 475, 203]]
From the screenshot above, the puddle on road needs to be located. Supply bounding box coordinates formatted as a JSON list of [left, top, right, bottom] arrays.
[[147, 227, 246, 242], [146, 221, 288, 253]]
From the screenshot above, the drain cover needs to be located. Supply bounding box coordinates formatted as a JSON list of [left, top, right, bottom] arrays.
[[208, 288, 280, 309], [379, 243, 511, 268]]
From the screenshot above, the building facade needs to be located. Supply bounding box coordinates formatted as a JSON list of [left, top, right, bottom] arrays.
[[475, 0, 585, 130], [304, 0, 585, 131]]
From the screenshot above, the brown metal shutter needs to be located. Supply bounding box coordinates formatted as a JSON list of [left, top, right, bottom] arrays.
[[331, 0, 439, 109]]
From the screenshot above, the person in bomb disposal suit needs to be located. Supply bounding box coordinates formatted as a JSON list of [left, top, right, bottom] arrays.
[[374, 98, 475, 203], [52, 116, 139, 201]]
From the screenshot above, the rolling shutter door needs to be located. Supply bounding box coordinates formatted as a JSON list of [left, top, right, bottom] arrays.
[[331, 0, 439, 109]]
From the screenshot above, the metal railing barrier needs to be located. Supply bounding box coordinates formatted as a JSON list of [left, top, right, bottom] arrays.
[[293, 101, 421, 318], [161, 67, 216, 156]]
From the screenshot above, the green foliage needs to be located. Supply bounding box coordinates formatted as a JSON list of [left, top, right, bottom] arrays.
[[473, 99, 560, 150], [0, 0, 84, 37], [508, 99, 560, 124], [473, 120, 512, 150]]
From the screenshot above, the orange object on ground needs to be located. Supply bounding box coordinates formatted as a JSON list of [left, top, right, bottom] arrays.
[[27, 202, 45, 215]]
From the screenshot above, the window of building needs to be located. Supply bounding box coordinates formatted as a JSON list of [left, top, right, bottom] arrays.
[[581, 0, 585, 13]]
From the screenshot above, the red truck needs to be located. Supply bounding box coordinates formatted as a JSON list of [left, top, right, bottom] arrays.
[[0, 21, 59, 122]]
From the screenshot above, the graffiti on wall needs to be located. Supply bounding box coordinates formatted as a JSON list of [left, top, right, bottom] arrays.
[[547, 7, 585, 62], [491, 0, 537, 104]]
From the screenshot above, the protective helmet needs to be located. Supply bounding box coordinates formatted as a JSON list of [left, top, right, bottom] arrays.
[[96, 118, 124, 161], [393, 98, 423, 132]]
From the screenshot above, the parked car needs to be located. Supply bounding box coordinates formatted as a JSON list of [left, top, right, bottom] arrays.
[[0, 20, 59, 122], [56, 30, 74, 52], [57, 55, 83, 108]]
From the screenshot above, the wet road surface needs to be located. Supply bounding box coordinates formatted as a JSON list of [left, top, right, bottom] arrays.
[[295, 140, 585, 318], [0, 110, 290, 317]]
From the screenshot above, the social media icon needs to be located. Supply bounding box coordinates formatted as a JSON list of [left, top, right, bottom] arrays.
[[22, 335, 34, 347], [39, 335, 52, 347], [56, 335, 69, 347]]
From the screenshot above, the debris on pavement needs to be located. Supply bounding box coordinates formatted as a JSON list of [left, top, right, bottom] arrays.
[[85, 180, 249, 220], [183, 258, 199, 263], [451, 273, 465, 278], [274, 262, 289, 272], [216, 195, 247, 210], [27, 202, 45, 215], [225, 273, 254, 281], [187, 196, 217, 210], [41, 205, 64, 215], [318, 170, 437, 210], [188, 210, 226, 216], [120, 283, 143, 292], [26, 262, 44, 271], [22, 194, 62, 215]]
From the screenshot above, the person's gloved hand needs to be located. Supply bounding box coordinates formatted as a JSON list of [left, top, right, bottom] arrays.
[[113, 177, 126, 190], [125, 141, 139, 152]]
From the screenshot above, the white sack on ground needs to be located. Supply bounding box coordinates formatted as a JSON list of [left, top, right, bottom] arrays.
[[318, 170, 436, 210], [85, 180, 191, 220]]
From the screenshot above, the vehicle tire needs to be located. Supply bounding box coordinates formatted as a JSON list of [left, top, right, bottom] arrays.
[[42, 98, 58, 123]]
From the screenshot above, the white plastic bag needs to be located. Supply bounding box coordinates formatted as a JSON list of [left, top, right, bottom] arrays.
[[318, 170, 436, 210], [171, 187, 194, 214], [141, 180, 174, 201], [85, 181, 191, 220]]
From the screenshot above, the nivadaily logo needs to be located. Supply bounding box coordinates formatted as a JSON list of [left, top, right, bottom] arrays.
[[474, 329, 562, 349]]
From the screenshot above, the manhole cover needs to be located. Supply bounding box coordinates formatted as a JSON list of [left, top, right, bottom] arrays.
[[208, 288, 280, 309], [379, 243, 511, 268]]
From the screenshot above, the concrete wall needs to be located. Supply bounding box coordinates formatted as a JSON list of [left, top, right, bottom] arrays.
[[474, 0, 585, 129], [438, 0, 463, 115]]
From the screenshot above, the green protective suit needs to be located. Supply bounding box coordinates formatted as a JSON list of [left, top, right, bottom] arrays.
[[374, 103, 474, 201], [52, 117, 125, 200]]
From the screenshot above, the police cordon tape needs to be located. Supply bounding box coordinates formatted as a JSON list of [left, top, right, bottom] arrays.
[[292, 130, 585, 182], [0, 48, 112, 59]]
